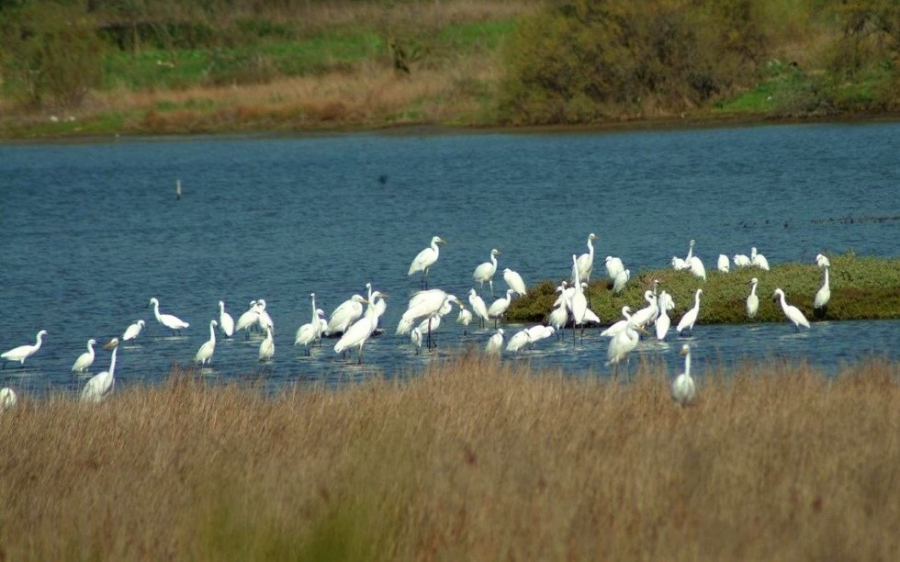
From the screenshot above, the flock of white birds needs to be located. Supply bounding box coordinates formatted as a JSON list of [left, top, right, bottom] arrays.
[[0, 234, 833, 409]]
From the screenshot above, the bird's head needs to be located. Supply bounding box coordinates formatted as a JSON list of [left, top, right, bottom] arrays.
[[103, 338, 120, 350], [680, 344, 690, 356]]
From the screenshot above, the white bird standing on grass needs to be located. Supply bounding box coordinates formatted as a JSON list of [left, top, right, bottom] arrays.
[[473, 249, 500, 295], [194, 320, 218, 366], [1, 330, 47, 368], [717, 254, 730, 273], [81, 338, 120, 403], [676, 289, 703, 336], [605, 256, 625, 281], [122, 320, 145, 342], [733, 254, 751, 268], [747, 278, 759, 319], [773, 288, 810, 331], [671, 344, 697, 407], [751, 247, 770, 270], [814, 266, 831, 316], [218, 301, 235, 338], [71, 338, 97, 373], [408, 236, 446, 288], [612, 268, 630, 294], [147, 297, 189, 335]]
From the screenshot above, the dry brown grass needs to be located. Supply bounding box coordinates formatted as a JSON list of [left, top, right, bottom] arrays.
[[1, 354, 899, 559]]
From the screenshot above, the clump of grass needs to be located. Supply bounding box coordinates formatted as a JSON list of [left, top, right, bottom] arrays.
[[1, 356, 899, 559], [508, 253, 900, 324]]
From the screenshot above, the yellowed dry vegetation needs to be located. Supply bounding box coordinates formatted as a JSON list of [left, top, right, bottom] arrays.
[[1, 353, 899, 559]]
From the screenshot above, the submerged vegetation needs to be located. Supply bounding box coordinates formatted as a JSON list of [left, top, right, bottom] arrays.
[[1, 355, 899, 558], [507, 254, 900, 324], [1, 0, 899, 137]]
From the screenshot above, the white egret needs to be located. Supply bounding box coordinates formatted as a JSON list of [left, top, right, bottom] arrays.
[[0, 388, 17, 411], [506, 329, 531, 353], [733, 254, 751, 268], [398, 290, 461, 348], [71, 338, 97, 373], [147, 297, 189, 334], [503, 268, 528, 296], [685, 239, 696, 262], [573, 233, 598, 285], [600, 306, 632, 338], [689, 256, 707, 281], [549, 305, 569, 338], [485, 329, 504, 354], [671, 344, 697, 407], [410, 327, 423, 354], [1, 330, 47, 368], [612, 268, 630, 294], [294, 293, 320, 354], [816, 254, 831, 268], [122, 320, 145, 342], [335, 296, 383, 364], [606, 318, 641, 377], [256, 299, 274, 335], [814, 267, 831, 316], [194, 320, 218, 366], [408, 235, 446, 288], [81, 338, 120, 403], [235, 300, 260, 337], [750, 247, 770, 270], [259, 324, 275, 361], [468, 288, 490, 329], [473, 249, 500, 295], [325, 294, 367, 336], [773, 288, 810, 331], [457, 307, 473, 334], [747, 278, 759, 318], [717, 254, 730, 273], [526, 325, 555, 346], [218, 301, 235, 338], [553, 280, 572, 308], [488, 289, 515, 327], [676, 289, 703, 336], [365, 283, 388, 326], [629, 291, 659, 330], [671, 256, 688, 271], [605, 255, 625, 281], [655, 304, 671, 341], [571, 255, 588, 332]]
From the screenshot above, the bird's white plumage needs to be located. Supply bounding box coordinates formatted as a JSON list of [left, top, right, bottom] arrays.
[[259, 324, 275, 361], [573, 233, 597, 284], [676, 289, 703, 335], [750, 247, 770, 270], [194, 320, 217, 366], [506, 329, 531, 353], [81, 339, 119, 403], [612, 268, 630, 294], [148, 297, 189, 332], [122, 320, 145, 342], [816, 254, 831, 268], [72, 338, 97, 373], [326, 295, 367, 336], [671, 344, 697, 406], [468, 289, 490, 326], [485, 329, 504, 354], [503, 268, 527, 296], [605, 256, 625, 281], [774, 288, 809, 330], [717, 254, 730, 273], [814, 267, 831, 311], [473, 249, 500, 295], [218, 301, 235, 337], [488, 289, 515, 320], [1, 330, 47, 366], [235, 301, 260, 334], [0, 388, 17, 411], [408, 236, 445, 279], [747, 278, 759, 318]]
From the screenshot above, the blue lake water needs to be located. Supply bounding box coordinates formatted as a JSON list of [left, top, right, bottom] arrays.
[[1, 122, 899, 396]]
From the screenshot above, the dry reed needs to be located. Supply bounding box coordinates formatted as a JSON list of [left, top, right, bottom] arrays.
[[1, 354, 898, 559]]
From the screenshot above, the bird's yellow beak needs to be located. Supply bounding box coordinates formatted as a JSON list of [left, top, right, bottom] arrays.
[[680, 347, 688, 356], [103, 338, 119, 350]]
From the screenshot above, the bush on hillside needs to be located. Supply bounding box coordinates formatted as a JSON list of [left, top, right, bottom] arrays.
[[499, 0, 768, 124]]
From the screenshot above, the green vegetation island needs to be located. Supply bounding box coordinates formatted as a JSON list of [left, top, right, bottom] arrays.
[[1, 0, 900, 139], [507, 253, 900, 325]]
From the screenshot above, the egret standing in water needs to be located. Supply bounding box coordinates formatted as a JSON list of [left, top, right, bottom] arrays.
[[71, 338, 97, 373], [473, 248, 500, 296], [468, 288, 490, 329], [147, 297, 189, 335], [503, 268, 528, 296], [122, 320, 145, 342], [814, 266, 831, 318], [773, 288, 810, 331], [218, 301, 235, 338], [194, 320, 218, 366], [573, 233, 598, 285], [259, 323, 275, 362], [671, 344, 697, 407], [1, 330, 47, 368], [746, 278, 759, 319], [676, 289, 703, 336], [334, 294, 384, 364], [408, 236, 446, 289], [486, 329, 504, 355], [488, 289, 516, 328], [81, 338, 120, 403]]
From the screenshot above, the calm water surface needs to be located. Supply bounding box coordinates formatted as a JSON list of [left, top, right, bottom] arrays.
[[1, 123, 899, 396]]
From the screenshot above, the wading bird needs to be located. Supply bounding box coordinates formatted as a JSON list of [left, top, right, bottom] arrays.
[[71, 338, 97, 373], [671, 344, 697, 407], [122, 320, 145, 342], [2, 330, 47, 368], [81, 338, 120, 403], [814, 266, 831, 317], [408, 236, 445, 288], [473, 248, 500, 296], [676, 289, 703, 336], [773, 288, 810, 331], [194, 320, 218, 366], [147, 297, 189, 335], [218, 301, 235, 338]]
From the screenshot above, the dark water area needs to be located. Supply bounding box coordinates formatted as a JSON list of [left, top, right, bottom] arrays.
[[1, 122, 898, 397]]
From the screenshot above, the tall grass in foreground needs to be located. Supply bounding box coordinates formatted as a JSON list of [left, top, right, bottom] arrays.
[[1, 354, 899, 559]]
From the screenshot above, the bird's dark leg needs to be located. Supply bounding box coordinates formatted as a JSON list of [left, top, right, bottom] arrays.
[[358, 346, 363, 364]]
